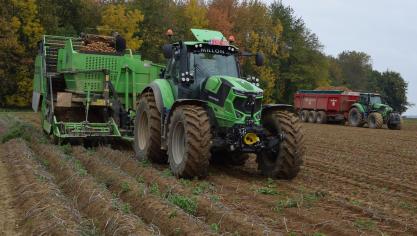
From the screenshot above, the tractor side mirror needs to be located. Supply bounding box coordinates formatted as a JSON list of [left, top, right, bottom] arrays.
[[255, 52, 264, 67], [162, 44, 172, 59]]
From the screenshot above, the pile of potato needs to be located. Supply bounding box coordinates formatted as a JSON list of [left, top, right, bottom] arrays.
[[81, 41, 116, 53]]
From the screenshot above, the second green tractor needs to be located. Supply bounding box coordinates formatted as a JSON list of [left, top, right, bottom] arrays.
[[348, 93, 402, 129], [134, 29, 305, 179]]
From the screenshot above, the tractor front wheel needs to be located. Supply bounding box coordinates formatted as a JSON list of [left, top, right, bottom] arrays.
[[257, 110, 305, 180], [134, 92, 166, 163], [368, 112, 383, 129], [167, 105, 211, 178]]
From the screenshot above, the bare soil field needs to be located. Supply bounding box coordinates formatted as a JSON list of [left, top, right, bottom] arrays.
[[0, 112, 416, 235]]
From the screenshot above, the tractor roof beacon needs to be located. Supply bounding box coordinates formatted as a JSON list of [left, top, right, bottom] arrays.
[[133, 29, 305, 179]]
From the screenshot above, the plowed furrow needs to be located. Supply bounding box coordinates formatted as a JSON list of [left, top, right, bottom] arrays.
[[305, 158, 417, 200], [71, 146, 210, 235], [96, 147, 274, 235], [1, 139, 82, 235], [207, 169, 358, 236], [30, 144, 153, 236], [309, 143, 417, 170], [301, 167, 417, 223], [211, 165, 417, 235]]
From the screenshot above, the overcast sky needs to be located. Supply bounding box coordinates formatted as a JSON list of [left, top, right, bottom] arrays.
[[265, 0, 416, 115]]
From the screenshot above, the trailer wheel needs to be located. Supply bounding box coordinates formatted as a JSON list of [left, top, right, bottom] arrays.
[[300, 110, 309, 122], [316, 111, 327, 124], [308, 111, 317, 123], [257, 110, 305, 179], [348, 108, 364, 127], [134, 92, 166, 163], [167, 105, 211, 178], [368, 112, 383, 129]]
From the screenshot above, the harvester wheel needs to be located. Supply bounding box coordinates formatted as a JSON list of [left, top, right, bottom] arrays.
[[257, 110, 305, 180], [316, 111, 327, 124], [348, 108, 364, 127], [167, 105, 211, 178], [134, 92, 166, 163], [211, 151, 250, 166], [368, 112, 383, 129], [300, 110, 309, 122], [308, 111, 317, 123]]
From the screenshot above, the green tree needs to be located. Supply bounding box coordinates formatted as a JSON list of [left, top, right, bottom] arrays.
[[269, 1, 329, 103], [336, 51, 373, 91], [375, 71, 410, 113]]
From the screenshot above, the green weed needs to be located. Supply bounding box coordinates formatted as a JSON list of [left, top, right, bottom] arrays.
[[1, 122, 31, 143], [209, 194, 220, 203], [161, 168, 173, 177], [354, 218, 376, 230], [73, 159, 87, 176], [149, 182, 160, 195], [59, 143, 72, 155], [167, 194, 197, 215], [275, 198, 298, 212], [256, 187, 278, 195], [210, 223, 220, 233], [121, 181, 130, 193]]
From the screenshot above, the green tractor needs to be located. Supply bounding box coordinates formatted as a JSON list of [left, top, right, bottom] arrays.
[[133, 29, 305, 179], [348, 93, 402, 129]]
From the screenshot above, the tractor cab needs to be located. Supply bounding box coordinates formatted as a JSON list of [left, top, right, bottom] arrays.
[[161, 29, 264, 127]]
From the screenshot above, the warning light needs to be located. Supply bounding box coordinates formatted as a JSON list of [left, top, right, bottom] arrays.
[[228, 35, 235, 43], [166, 29, 174, 37], [209, 39, 229, 46]]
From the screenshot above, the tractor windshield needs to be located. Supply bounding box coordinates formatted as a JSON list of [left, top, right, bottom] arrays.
[[370, 95, 382, 104], [189, 53, 239, 81]]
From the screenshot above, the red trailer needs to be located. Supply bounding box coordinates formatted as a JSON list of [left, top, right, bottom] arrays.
[[294, 90, 360, 124]]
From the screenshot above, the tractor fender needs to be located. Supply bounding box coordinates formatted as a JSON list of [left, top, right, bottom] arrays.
[[141, 79, 175, 113], [350, 103, 365, 113], [262, 104, 295, 116]]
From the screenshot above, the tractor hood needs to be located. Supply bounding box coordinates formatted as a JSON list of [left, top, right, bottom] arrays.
[[204, 75, 263, 95], [373, 103, 393, 113]]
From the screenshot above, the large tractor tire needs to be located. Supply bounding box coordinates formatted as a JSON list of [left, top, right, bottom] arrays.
[[368, 112, 383, 129], [167, 105, 211, 178], [348, 107, 364, 127], [316, 111, 327, 124], [308, 111, 317, 123], [134, 91, 166, 163], [388, 120, 402, 130], [300, 110, 309, 122], [257, 110, 305, 180], [211, 151, 250, 166]]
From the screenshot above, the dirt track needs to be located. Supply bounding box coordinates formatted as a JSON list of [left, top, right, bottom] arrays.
[[0, 112, 416, 235]]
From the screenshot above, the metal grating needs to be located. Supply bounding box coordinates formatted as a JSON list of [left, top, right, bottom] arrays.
[[83, 56, 118, 91]]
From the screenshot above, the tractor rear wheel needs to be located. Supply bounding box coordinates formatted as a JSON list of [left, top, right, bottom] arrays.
[[257, 110, 305, 180], [134, 92, 166, 163], [300, 110, 309, 122], [308, 111, 317, 123], [316, 111, 327, 124], [167, 105, 211, 178], [348, 107, 364, 127], [368, 112, 383, 129]]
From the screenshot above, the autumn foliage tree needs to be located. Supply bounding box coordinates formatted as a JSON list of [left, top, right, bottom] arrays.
[[99, 4, 144, 51], [0, 0, 410, 111]]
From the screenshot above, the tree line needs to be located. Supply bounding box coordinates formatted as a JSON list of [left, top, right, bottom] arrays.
[[0, 0, 411, 113]]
